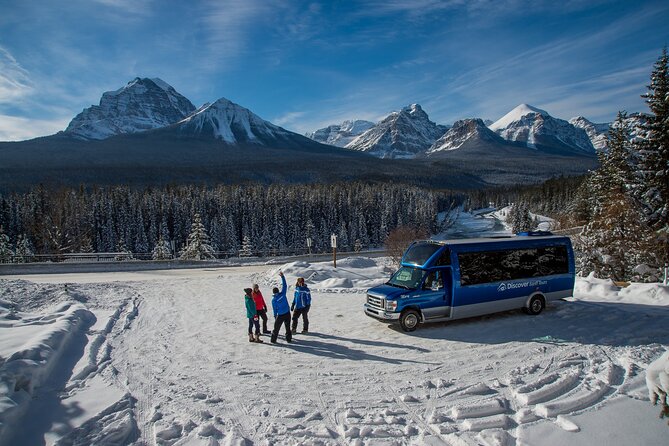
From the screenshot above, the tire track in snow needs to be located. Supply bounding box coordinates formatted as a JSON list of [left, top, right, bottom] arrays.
[[390, 386, 452, 445]]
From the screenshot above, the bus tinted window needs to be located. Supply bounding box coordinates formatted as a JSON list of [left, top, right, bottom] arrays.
[[458, 245, 569, 286], [403, 243, 441, 265]]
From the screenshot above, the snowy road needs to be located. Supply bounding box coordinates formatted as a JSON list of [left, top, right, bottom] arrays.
[[1, 260, 668, 445]]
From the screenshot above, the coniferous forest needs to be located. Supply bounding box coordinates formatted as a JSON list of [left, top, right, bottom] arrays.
[[0, 182, 444, 258]]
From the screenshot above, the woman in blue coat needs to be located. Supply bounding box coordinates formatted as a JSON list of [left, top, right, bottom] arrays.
[[291, 277, 311, 333]]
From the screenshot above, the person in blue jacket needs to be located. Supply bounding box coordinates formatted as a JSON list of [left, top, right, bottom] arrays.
[[291, 277, 312, 334], [270, 271, 292, 344]]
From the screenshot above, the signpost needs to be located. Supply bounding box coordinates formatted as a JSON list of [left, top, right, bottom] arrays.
[[331, 233, 337, 268]]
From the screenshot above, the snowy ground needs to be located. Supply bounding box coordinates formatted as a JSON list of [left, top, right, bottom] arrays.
[[1, 255, 668, 446]]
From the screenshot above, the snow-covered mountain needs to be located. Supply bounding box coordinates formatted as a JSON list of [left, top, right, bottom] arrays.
[[345, 104, 448, 159], [306, 120, 375, 147], [427, 118, 504, 155], [489, 104, 595, 155], [65, 77, 196, 140], [569, 116, 610, 150], [174, 97, 297, 144]]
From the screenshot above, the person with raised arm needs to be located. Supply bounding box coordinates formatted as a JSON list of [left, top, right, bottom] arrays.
[[270, 271, 292, 344]]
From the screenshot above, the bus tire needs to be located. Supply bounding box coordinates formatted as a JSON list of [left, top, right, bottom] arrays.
[[525, 295, 545, 315], [399, 309, 421, 332]]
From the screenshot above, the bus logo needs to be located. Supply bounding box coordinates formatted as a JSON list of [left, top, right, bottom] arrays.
[[497, 283, 507, 292]]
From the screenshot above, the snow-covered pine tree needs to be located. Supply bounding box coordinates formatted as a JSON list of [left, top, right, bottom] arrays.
[[180, 213, 215, 260], [0, 227, 13, 263], [152, 235, 172, 260], [239, 235, 253, 257], [636, 47, 669, 261], [14, 234, 35, 263], [115, 241, 133, 261], [510, 202, 534, 233], [576, 192, 656, 281]]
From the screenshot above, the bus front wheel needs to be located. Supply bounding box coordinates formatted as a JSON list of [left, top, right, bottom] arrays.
[[399, 309, 420, 332], [525, 295, 545, 315]]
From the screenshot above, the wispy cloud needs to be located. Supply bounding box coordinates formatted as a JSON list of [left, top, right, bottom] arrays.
[[0, 114, 70, 142], [0, 47, 33, 103]]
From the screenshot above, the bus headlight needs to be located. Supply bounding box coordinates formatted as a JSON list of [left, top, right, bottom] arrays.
[[386, 300, 397, 311]]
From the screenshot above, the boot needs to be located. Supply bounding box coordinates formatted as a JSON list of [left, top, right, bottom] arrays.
[[248, 333, 254, 343], [254, 333, 263, 343], [291, 323, 298, 334]]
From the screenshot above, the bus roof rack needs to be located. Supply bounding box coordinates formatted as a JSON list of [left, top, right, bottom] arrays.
[[515, 231, 554, 236]]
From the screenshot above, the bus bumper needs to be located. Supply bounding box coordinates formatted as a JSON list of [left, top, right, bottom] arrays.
[[364, 304, 400, 321]]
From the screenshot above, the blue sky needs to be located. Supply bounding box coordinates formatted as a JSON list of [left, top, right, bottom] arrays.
[[0, 0, 668, 141]]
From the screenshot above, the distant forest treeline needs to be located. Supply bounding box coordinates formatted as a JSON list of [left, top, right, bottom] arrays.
[[465, 176, 586, 220], [0, 174, 588, 259], [0, 183, 451, 256]]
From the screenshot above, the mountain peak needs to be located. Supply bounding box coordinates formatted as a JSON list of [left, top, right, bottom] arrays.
[[489, 104, 548, 131], [345, 104, 446, 158], [175, 96, 293, 144], [305, 119, 375, 147], [65, 77, 195, 140], [490, 104, 594, 154]]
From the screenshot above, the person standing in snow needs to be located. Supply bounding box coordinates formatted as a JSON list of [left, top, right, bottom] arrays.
[[252, 284, 271, 334], [244, 288, 263, 343], [270, 271, 292, 344], [291, 277, 312, 334]]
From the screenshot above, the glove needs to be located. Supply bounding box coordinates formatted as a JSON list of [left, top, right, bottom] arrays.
[[291, 303, 295, 311], [253, 315, 259, 321]]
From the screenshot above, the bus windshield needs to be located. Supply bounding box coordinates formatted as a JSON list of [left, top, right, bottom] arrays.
[[387, 266, 425, 290], [403, 242, 441, 266]]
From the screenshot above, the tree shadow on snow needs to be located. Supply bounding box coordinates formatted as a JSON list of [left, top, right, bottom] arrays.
[[306, 331, 430, 353], [394, 299, 669, 348], [284, 336, 438, 365]]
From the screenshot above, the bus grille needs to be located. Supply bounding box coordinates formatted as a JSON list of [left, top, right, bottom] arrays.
[[367, 294, 384, 310]]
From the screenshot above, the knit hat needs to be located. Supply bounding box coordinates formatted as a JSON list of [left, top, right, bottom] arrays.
[[244, 288, 253, 295]]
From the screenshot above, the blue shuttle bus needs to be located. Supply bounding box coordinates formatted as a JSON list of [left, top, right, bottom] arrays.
[[364, 233, 575, 331]]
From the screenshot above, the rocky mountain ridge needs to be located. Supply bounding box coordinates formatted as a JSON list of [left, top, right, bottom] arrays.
[[65, 77, 196, 140]]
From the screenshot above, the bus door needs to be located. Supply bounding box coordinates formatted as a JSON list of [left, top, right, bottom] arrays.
[[420, 268, 452, 319]]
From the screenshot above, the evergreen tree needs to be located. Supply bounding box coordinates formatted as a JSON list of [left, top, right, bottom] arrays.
[[239, 235, 253, 257], [637, 47, 669, 260], [576, 192, 657, 281], [510, 202, 534, 233], [14, 234, 35, 263], [152, 235, 172, 260], [0, 227, 13, 263], [180, 213, 215, 260]]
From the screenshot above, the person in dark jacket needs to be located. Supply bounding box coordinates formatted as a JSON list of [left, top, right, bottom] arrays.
[[244, 288, 263, 343], [270, 271, 292, 344], [252, 284, 271, 334], [291, 277, 312, 334]]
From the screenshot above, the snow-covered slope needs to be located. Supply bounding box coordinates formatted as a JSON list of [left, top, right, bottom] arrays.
[[1, 261, 668, 445], [427, 118, 503, 154], [490, 104, 595, 155], [174, 97, 296, 144], [345, 104, 448, 159], [569, 116, 610, 150], [65, 78, 196, 140], [306, 120, 375, 147]]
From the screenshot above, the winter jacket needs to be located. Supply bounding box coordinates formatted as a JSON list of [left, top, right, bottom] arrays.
[[252, 290, 267, 310], [292, 286, 312, 310], [271, 275, 290, 317], [245, 295, 257, 318]]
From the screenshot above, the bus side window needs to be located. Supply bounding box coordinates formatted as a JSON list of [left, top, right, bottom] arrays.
[[424, 271, 443, 290]]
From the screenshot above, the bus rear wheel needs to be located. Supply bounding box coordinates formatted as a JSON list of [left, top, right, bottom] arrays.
[[524, 295, 545, 315], [399, 309, 420, 332]]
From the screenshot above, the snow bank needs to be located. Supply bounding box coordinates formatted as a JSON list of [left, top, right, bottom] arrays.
[[646, 350, 669, 412], [262, 256, 394, 291], [574, 272, 669, 307], [0, 299, 95, 443]]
